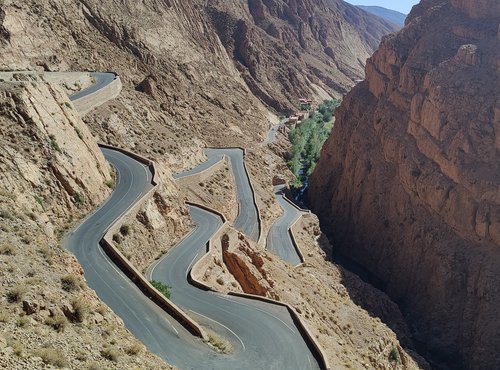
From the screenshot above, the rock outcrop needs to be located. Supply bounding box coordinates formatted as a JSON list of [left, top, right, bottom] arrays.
[[205, 0, 398, 113], [0, 77, 172, 369], [309, 1, 500, 369]]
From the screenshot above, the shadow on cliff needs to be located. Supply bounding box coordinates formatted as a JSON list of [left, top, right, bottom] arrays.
[[317, 234, 432, 369]]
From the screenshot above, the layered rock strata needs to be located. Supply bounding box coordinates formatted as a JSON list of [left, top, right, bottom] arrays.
[[310, 1, 500, 369]]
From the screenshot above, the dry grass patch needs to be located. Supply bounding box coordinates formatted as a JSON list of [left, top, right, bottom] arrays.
[[7, 285, 26, 303], [125, 341, 144, 355], [0, 244, 15, 255], [11, 340, 24, 357], [70, 296, 89, 323], [61, 274, 81, 292], [101, 345, 120, 362], [33, 346, 67, 367], [45, 313, 67, 332]]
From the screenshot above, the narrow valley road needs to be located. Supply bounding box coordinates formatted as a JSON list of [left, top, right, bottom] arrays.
[[63, 74, 321, 369], [267, 185, 304, 266]]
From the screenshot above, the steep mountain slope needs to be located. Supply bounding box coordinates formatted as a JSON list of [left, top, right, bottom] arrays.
[[204, 0, 398, 113], [0, 75, 173, 369], [310, 0, 500, 369], [0, 0, 406, 368], [358, 5, 407, 27]]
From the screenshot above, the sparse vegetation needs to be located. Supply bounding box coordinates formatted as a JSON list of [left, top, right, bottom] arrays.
[[45, 314, 67, 332], [389, 346, 401, 363], [150, 280, 171, 299], [34, 347, 68, 367], [7, 285, 26, 303], [70, 296, 89, 323], [61, 274, 81, 292], [287, 99, 340, 186], [205, 333, 233, 354], [49, 134, 63, 154], [101, 346, 120, 362]]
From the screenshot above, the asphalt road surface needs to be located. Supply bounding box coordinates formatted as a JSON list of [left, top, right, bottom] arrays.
[[63, 77, 320, 369], [175, 148, 260, 242], [267, 185, 304, 266], [261, 118, 288, 146], [147, 206, 320, 369], [69, 72, 117, 101], [66, 150, 319, 369]]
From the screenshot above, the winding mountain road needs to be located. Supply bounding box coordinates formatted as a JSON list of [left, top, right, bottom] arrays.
[[64, 74, 320, 369], [261, 118, 287, 146], [267, 185, 304, 266], [175, 148, 259, 242], [69, 72, 116, 101]]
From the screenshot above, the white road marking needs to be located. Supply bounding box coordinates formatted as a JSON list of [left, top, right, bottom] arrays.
[[189, 309, 246, 352], [217, 295, 295, 334], [186, 252, 199, 277]]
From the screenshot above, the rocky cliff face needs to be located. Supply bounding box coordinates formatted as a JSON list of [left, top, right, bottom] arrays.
[[309, 1, 500, 369], [0, 77, 172, 369], [204, 0, 398, 113]]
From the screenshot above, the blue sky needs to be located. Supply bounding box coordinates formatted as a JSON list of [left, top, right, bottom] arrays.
[[344, 0, 420, 14]]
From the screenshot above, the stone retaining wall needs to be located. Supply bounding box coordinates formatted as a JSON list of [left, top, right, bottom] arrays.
[[72, 76, 122, 115]]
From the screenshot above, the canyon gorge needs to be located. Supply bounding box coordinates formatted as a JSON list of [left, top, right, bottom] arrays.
[[310, 0, 500, 369], [0, 0, 497, 369]]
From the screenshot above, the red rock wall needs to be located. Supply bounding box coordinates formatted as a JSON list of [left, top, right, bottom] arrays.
[[309, 1, 500, 368]]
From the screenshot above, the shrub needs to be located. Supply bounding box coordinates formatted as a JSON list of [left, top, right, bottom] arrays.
[[389, 347, 401, 363], [73, 192, 84, 206], [7, 285, 26, 303], [38, 245, 54, 265], [125, 341, 143, 356], [34, 347, 67, 367], [112, 233, 122, 244], [0, 209, 14, 220], [61, 274, 80, 292], [0, 244, 14, 255], [34, 195, 45, 210], [0, 310, 9, 323], [12, 341, 24, 357], [70, 296, 89, 323], [105, 179, 115, 189], [101, 346, 120, 362], [48, 134, 62, 154], [150, 280, 171, 299], [74, 127, 83, 140], [120, 224, 131, 236], [16, 315, 29, 327], [45, 314, 67, 332]]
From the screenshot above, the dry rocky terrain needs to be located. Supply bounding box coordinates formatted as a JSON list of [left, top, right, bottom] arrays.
[[0, 76, 172, 369], [0, 0, 423, 369], [310, 1, 500, 369], [204, 0, 398, 113]]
